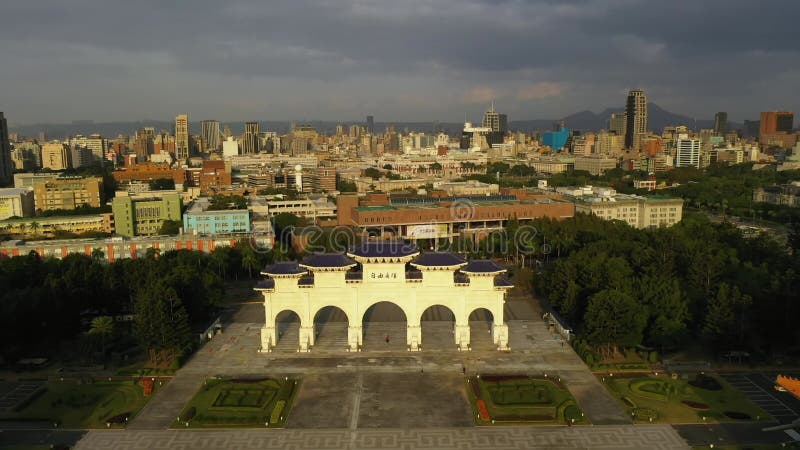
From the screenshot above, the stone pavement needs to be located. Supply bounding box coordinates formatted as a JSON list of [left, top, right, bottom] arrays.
[[88, 296, 677, 448], [74, 426, 688, 450]]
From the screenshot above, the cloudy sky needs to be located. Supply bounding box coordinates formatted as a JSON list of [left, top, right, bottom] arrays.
[[1, 0, 798, 125]]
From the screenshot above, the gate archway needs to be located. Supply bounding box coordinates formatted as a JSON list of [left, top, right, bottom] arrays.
[[312, 306, 349, 351], [420, 304, 457, 350], [361, 301, 407, 351], [468, 308, 495, 350], [274, 309, 302, 352]]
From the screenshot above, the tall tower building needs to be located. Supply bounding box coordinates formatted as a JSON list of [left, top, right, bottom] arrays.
[[608, 112, 627, 137], [0, 112, 13, 185], [242, 122, 260, 154], [175, 114, 190, 160], [200, 120, 221, 153], [366, 116, 374, 135], [714, 112, 728, 135], [624, 89, 647, 150], [482, 102, 508, 146]]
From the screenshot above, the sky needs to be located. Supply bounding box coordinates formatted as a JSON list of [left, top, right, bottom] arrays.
[[1, 0, 798, 125]]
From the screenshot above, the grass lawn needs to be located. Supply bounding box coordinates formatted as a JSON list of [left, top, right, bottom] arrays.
[[601, 373, 772, 424], [0, 380, 154, 428], [465, 375, 586, 425], [174, 377, 300, 428]]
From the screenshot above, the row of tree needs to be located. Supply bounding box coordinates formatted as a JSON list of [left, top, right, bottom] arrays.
[[0, 242, 275, 364], [534, 214, 800, 359]]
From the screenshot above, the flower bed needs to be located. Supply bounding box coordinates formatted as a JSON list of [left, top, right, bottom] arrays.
[[476, 399, 490, 421], [682, 400, 710, 410]]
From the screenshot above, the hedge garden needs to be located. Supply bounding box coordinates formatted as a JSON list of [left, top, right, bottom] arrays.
[[174, 377, 299, 428], [601, 373, 771, 423], [465, 375, 586, 425], [0, 380, 154, 428]]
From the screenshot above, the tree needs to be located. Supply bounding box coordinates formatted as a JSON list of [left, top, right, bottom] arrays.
[[364, 167, 383, 180], [429, 162, 442, 172], [88, 315, 114, 356], [91, 247, 105, 261], [583, 289, 647, 358], [383, 164, 393, 170], [336, 179, 357, 192], [703, 283, 752, 349], [29, 221, 40, 236], [240, 243, 259, 279], [158, 220, 182, 235]]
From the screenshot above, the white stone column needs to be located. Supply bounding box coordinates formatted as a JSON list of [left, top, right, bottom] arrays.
[[298, 326, 314, 352], [407, 323, 421, 351], [493, 324, 509, 351], [347, 325, 362, 352], [260, 326, 275, 352], [454, 323, 470, 351]]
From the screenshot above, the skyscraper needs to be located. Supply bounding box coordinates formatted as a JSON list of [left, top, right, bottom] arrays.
[[624, 89, 647, 150], [201, 120, 221, 153], [175, 114, 190, 160], [482, 103, 508, 146], [366, 116, 374, 135], [242, 122, 260, 154], [608, 112, 626, 137], [0, 112, 13, 185], [675, 135, 701, 168], [714, 112, 728, 135]]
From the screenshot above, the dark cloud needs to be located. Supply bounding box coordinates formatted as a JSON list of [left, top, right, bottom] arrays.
[[0, 0, 797, 124]]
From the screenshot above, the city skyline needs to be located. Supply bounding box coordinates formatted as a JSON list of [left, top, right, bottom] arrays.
[[1, 0, 798, 124]]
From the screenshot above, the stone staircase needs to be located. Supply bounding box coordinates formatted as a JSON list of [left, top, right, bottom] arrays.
[[361, 322, 409, 351], [312, 322, 350, 352]]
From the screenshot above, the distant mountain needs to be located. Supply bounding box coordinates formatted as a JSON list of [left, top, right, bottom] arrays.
[[510, 103, 741, 133], [8, 103, 738, 138]]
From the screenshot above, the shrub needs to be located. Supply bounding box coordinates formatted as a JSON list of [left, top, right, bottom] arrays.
[[270, 400, 286, 424], [106, 412, 131, 424], [648, 351, 659, 363], [182, 406, 197, 421]]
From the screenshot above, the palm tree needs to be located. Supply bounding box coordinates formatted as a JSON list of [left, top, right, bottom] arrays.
[[89, 315, 114, 356], [145, 247, 161, 260], [241, 245, 259, 279], [91, 247, 105, 261], [29, 221, 40, 236], [18, 223, 27, 236]]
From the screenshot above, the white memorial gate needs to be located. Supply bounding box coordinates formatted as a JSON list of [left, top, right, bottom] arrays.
[[255, 241, 512, 352]]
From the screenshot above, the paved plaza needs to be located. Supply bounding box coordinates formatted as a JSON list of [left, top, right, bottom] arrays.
[[61, 294, 691, 448]]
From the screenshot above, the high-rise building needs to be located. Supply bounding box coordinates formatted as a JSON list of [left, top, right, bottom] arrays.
[[366, 115, 374, 134], [242, 121, 260, 154], [759, 111, 794, 142], [482, 103, 508, 147], [0, 112, 13, 185], [175, 114, 190, 160], [624, 89, 647, 150], [41, 142, 72, 170], [675, 135, 701, 168], [609, 112, 627, 137], [133, 128, 155, 161], [201, 120, 221, 153], [714, 112, 728, 135]]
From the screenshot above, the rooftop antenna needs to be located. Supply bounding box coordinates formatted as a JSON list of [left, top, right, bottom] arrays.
[[491, 99, 495, 112]]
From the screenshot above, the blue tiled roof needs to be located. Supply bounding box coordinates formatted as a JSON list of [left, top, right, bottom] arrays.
[[345, 271, 363, 280], [494, 276, 514, 288], [461, 260, 506, 274], [298, 275, 315, 286], [262, 261, 306, 275], [255, 278, 275, 289], [301, 253, 356, 268], [412, 252, 467, 267], [454, 272, 470, 284], [348, 241, 419, 258]]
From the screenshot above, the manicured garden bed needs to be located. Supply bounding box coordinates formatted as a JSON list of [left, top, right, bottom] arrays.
[[465, 375, 585, 425], [600, 373, 771, 424], [174, 377, 300, 428], [0, 380, 156, 428]]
